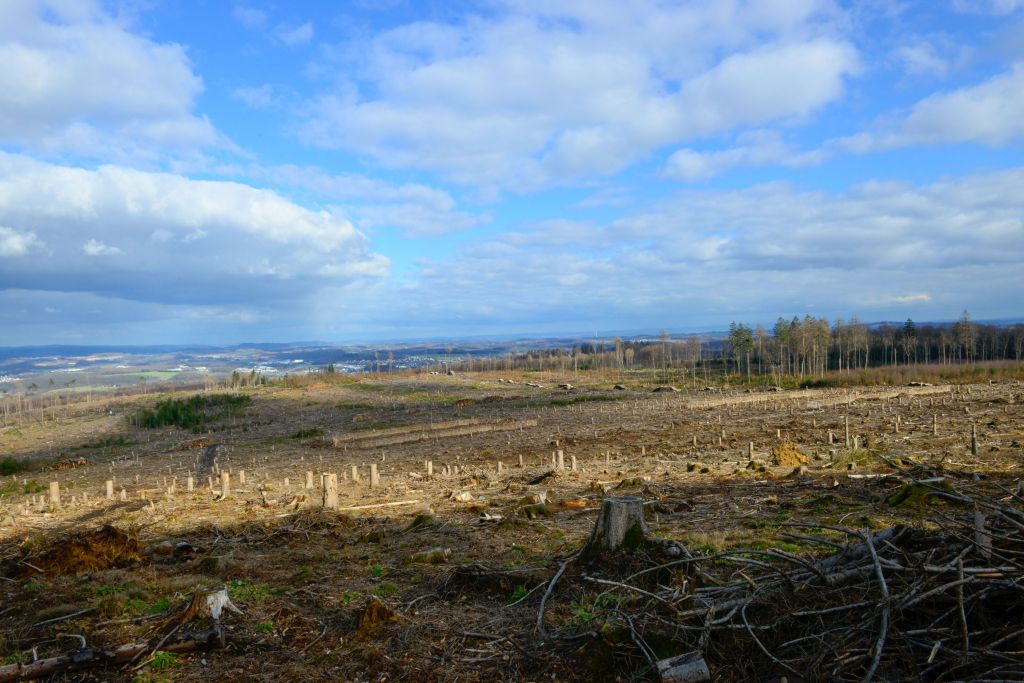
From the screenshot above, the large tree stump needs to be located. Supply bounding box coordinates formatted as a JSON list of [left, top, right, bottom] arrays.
[[581, 496, 647, 559], [580, 496, 683, 562]]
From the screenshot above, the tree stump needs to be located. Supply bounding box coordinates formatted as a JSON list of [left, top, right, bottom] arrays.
[[323, 473, 339, 509], [583, 496, 645, 557], [580, 496, 682, 562]]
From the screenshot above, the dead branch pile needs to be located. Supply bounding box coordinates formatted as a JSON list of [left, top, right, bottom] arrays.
[[575, 474, 1024, 681], [172, 436, 213, 451], [0, 626, 224, 682], [0, 587, 238, 682]]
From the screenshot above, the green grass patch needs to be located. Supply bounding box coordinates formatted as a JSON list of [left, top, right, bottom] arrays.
[[565, 595, 619, 626], [567, 601, 595, 624], [126, 598, 148, 614], [507, 585, 529, 604], [743, 518, 782, 532], [148, 597, 172, 615], [373, 583, 398, 597], [1, 479, 45, 496], [150, 651, 179, 671], [742, 540, 806, 553], [134, 371, 180, 380], [291, 427, 324, 439], [228, 579, 276, 602]]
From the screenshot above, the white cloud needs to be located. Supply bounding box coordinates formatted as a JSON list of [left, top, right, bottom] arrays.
[[574, 187, 633, 209], [952, 0, 1024, 15], [233, 4, 268, 29], [301, 1, 858, 187], [7, 166, 1016, 341], [0, 152, 387, 307], [0, 226, 42, 256], [676, 40, 858, 135], [0, 1, 221, 159], [894, 63, 1024, 145], [0, 288, 272, 345], [664, 130, 824, 181], [229, 162, 490, 236], [250, 163, 456, 207], [233, 84, 278, 109], [353, 203, 488, 236], [82, 239, 121, 256], [370, 167, 1024, 330], [274, 22, 314, 46], [838, 63, 1024, 152], [893, 43, 950, 78], [891, 293, 932, 304]]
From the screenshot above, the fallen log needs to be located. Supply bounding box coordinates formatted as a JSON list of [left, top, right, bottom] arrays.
[[0, 626, 224, 682]]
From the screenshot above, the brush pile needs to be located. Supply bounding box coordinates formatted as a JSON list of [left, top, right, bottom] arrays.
[[6, 524, 141, 577], [580, 472, 1024, 681]]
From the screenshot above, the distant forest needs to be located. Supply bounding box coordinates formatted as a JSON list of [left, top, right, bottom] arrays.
[[452, 312, 1024, 382]]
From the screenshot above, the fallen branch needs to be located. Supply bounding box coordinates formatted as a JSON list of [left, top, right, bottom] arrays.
[[338, 499, 420, 511], [535, 559, 571, 638], [0, 626, 224, 682], [298, 623, 328, 655], [862, 530, 890, 683], [32, 607, 97, 628]]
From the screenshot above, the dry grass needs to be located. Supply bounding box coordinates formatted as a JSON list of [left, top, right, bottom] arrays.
[[0, 373, 1021, 680], [770, 442, 809, 466]]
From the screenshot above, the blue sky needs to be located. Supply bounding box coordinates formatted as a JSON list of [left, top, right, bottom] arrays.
[[1, 0, 1022, 345]]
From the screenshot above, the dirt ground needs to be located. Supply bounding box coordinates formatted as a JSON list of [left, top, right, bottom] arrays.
[[1, 372, 1022, 681]]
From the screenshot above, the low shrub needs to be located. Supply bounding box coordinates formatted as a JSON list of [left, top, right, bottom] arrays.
[[133, 393, 252, 430]]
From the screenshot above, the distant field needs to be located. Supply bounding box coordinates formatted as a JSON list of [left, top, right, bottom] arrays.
[[122, 370, 189, 380]]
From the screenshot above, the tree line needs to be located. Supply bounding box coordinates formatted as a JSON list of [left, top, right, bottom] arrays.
[[450, 311, 1024, 383], [725, 311, 1022, 380]]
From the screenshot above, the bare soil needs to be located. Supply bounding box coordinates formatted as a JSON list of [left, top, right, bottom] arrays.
[[1, 372, 1022, 681]]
